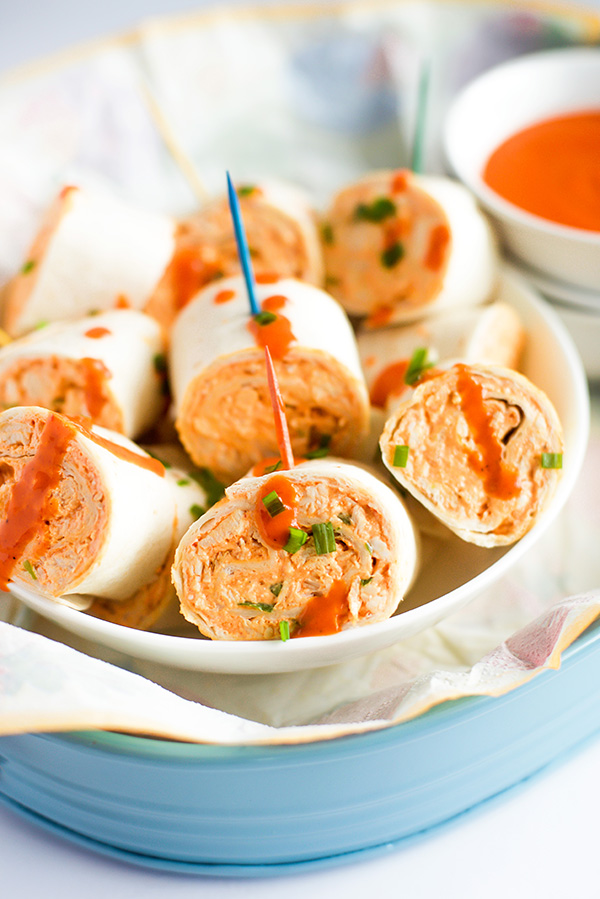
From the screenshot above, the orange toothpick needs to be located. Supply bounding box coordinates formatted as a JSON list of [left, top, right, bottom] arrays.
[[264, 346, 295, 471]]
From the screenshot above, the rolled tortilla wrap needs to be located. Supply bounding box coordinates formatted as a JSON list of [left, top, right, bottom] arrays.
[[88, 449, 213, 629], [380, 363, 564, 547], [359, 302, 525, 411], [0, 309, 166, 438], [170, 275, 370, 484], [146, 178, 324, 329], [3, 185, 176, 337], [172, 458, 419, 641], [0, 406, 177, 601], [322, 169, 498, 326]]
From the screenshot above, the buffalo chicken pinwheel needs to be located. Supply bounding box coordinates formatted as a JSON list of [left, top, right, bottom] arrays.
[[321, 169, 498, 326], [380, 363, 564, 547], [169, 275, 370, 484], [172, 458, 419, 641]]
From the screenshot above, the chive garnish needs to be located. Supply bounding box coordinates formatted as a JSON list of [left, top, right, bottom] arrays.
[[364, 541, 373, 554], [381, 242, 404, 268], [338, 512, 352, 525], [264, 459, 282, 474], [21, 259, 36, 275], [270, 582, 283, 598], [360, 577, 373, 587], [279, 620, 290, 641], [238, 601, 275, 613], [354, 197, 396, 223], [190, 503, 206, 519], [393, 445, 410, 468], [283, 527, 307, 554], [189, 468, 226, 507], [34, 320, 49, 330], [237, 185, 256, 197], [176, 478, 190, 486], [321, 223, 334, 244], [312, 521, 336, 555], [146, 450, 171, 468], [262, 490, 285, 517], [541, 452, 563, 469], [23, 560, 37, 580], [306, 434, 332, 460], [325, 275, 341, 287], [153, 353, 167, 374], [404, 347, 433, 386], [254, 310, 277, 326]]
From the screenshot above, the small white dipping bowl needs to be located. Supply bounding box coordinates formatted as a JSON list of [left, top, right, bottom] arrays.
[[444, 47, 600, 292]]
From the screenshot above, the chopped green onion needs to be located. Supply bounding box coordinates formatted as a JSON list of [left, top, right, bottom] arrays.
[[381, 242, 404, 268], [306, 434, 332, 459], [262, 490, 285, 517], [254, 310, 277, 326], [189, 468, 225, 507], [23, 560, 37, 580], [364, 541, 373, 554], [354, 197, 396, 223], [190, 503, 206, 519], [279, 620, 290, 641], [338, 512, 352, 525], [237, 184, 256, 197], [263, 459, 282, 474], [321, 223, 334, 244], [404, 347, 433, 386], [238, 601, 275, 613], [393, 445, 410, 468], [312, 521, 336, 555], [153, 353, 167, 375], [34, 320, 49, 330], [283, 527, 307, 554], [541, 452, 563, 469], [360, 577, 373, 587], [248, 246, 258, 258], [176, 478, 190, 487], [21, 259, 36, 275], [269, 582, 283, 598], [325, 275, 340, 287], [146, 450, 171, 468]]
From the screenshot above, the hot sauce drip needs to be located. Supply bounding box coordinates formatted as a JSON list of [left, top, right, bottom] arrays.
[[0, 414, 74, 591], [390, 170, 408, 193], [84, 327, 111, 339], [169, 246, 220, 311], [214, 288, 235, 305], [293, 579, 350, 638], [424, 224, 450, 271], [482, 111, 600, 232], [370, 360, 410, 408], [248, 295, 296, 359], [454, 365, 519, 500], [255, 474, 299, 550], [255, 272, 279, 284], [80, 357, 111, 420], [67, 417, 165, 477]]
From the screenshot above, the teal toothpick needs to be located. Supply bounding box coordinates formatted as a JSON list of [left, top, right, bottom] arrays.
[[410, 60, 430, 175], [226, 171, 260, 315]]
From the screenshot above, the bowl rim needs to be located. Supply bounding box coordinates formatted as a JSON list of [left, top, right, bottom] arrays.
[[443, 46, 600, 245]]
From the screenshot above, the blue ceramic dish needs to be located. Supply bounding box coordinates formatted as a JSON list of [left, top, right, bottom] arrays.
[[1, 616, 600, 876]]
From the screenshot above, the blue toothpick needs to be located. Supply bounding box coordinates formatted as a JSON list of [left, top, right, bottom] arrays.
[[226, 171, 260, 315]]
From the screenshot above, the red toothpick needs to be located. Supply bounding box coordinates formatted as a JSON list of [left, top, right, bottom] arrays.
[[264, 346, 295, 471]]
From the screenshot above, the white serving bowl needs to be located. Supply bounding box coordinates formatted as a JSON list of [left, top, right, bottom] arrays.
[[9, 269, 590, 674], [444, 47, 600, 292]]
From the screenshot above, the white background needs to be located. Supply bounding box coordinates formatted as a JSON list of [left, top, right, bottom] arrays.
[[1, 1, 600, 896]]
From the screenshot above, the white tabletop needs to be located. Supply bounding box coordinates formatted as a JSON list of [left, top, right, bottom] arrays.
[[2, 1, 600, 896]]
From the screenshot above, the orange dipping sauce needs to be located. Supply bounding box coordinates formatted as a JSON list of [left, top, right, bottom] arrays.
[[483, 111, 600, 232]]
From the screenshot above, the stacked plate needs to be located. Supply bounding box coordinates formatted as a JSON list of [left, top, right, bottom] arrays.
[[444, 48, 600, 383]]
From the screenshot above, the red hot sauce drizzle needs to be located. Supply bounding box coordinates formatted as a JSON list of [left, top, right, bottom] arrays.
[[454, 365, 519, 500], [0, 414, 74, 591], [255, 474, 299, 550], [80, 357, 111, 421], [247, 295, 296, 360], [84, 327, 111, 339], [293, 579, 350, 638], [370, 359, 410, 409]]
